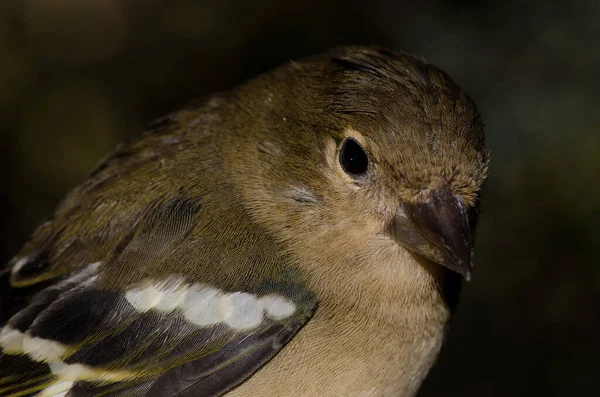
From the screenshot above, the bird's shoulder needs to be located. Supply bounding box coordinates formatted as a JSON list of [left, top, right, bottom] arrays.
[[0, 100, 318, 397]]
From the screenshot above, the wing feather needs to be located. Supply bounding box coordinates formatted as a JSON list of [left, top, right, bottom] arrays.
[[1, 107, 318, 397]]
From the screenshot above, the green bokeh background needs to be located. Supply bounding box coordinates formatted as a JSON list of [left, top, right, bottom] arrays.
[[1, 1, 598, 395]]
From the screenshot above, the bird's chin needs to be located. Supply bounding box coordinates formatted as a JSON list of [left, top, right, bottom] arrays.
[[373, 232, 461, 282], [405, 252, 464, 312], [393, 238, 471, 280]]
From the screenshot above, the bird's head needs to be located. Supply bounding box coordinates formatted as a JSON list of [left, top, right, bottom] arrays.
[[228, 46, 488, 305]]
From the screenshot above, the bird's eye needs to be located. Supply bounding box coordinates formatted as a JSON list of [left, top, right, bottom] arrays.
[[339, 138, 369, 176]]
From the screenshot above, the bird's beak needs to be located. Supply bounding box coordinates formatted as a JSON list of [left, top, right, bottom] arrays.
[[386, 185, 473, 280]]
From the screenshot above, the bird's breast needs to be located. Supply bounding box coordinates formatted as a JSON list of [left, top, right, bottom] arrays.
[[226, 298, 449, 397]]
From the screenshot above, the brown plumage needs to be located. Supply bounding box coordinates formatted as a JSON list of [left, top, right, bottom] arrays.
[[0, 46, 488, 397]]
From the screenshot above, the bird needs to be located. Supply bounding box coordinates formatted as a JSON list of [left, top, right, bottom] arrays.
[[0, 46, 488, 397]]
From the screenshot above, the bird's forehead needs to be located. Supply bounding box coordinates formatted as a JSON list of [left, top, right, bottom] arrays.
[[340, 105, 487, 203], [326, 49, 485, 151], [319, 50, 487, 199], [341, 90, 485, 167]]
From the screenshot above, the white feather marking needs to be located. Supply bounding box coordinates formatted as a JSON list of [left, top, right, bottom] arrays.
[[49, 361, 137, 382], [216, 293, 233, 321], [223, 292, 263, 330], [10, 256, 29, 275], [154, 281, 188, 312], [123, 279, 296, 331], [37, 380, 74, 397], [85, 261, 102, 273], [22, 335, 67, 362], [182, 284, 222, 326], [0, 326, 25, 354], [49, 362, 91, 380], [125, 285, 163, 312], [259, 295, 296, 320]]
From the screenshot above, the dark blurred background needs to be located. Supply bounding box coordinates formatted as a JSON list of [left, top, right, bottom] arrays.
[[1, 0, 598, 395]]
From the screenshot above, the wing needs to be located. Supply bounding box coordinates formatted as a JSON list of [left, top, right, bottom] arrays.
[[0, 106, 318, 397]]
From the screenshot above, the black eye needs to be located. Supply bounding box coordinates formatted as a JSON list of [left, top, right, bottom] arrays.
[[339, 138, 369, 176]]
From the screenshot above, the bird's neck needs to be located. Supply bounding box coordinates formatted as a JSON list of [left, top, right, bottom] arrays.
[[228, 293, 450, 397], [274, 242, 457, 395], [310, 298, 449, 396], [301, 246, 456, 394]]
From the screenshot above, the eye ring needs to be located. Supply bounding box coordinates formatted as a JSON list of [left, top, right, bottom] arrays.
[[339, 138, 369, 176]]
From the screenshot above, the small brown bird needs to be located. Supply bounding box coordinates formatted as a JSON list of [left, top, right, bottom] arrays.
[[0, 46, 488, 397]]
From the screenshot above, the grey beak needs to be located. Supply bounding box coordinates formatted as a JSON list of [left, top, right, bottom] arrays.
[[386, 185, 473, 280]]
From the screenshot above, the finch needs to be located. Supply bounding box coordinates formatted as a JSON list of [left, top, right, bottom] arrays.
[[0, 46, 488, 397]]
